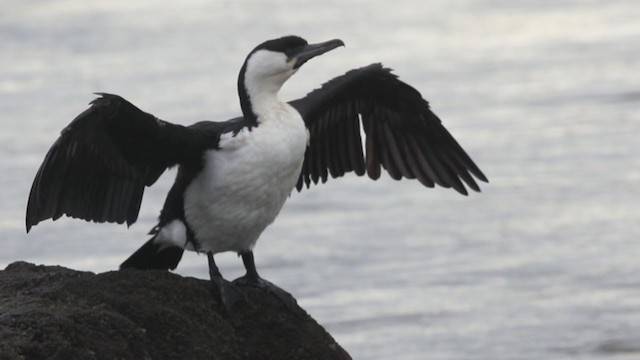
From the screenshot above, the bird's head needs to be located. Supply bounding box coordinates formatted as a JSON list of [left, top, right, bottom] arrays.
[[242, 35, 344, 83], [238, 36, 344, 120]]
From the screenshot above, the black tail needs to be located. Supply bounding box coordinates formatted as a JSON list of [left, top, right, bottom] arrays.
[[120, 237, 184, 270]]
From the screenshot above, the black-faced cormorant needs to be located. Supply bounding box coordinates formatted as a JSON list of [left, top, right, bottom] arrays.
[[26, 36, 488, 308]]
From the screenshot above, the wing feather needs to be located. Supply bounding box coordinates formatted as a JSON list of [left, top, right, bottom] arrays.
[[291, 63, 487, 194], [26, 93, 214, 231], [346, 115, 366, 176], [364, 119, 382, 180]]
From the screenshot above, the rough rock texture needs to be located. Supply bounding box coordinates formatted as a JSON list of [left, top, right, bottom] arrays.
[[0, 262, 351, 360]]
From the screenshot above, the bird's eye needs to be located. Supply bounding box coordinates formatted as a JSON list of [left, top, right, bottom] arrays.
[[285, 46, 304, 59]]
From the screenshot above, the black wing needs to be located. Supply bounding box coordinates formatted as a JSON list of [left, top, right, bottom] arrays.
[[290, 63, 488, 195], [26, 93, 217, 231]]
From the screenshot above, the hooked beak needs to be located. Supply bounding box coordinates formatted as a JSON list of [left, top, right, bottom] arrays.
[[291, 39, 345, 69]]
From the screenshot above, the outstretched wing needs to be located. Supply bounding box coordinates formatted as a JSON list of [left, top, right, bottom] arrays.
[[26, 93, 215, 231], [290, 63, 487, 195]]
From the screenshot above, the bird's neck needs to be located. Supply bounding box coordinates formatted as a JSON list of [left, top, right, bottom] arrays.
[[246, 81, 284, 121], [238, 71, 289, 126]]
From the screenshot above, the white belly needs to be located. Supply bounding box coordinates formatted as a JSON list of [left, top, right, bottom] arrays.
[[183, 110, 308, 254]]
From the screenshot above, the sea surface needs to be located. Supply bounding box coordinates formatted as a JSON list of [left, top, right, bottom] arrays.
[[1, 1, 639, 359]]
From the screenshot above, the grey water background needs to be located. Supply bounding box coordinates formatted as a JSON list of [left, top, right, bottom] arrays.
[[1, 0, 639, 359]]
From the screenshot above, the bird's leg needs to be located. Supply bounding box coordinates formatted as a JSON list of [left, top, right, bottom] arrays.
[[207, 252, 246, 311], [238, 250, 260, 282], [233, 251, 299, 312]]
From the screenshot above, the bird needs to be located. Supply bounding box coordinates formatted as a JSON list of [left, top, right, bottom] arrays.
[[25, 35, 488, 309]]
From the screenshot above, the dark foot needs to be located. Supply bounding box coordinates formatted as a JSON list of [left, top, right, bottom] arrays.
[[232, 274, 299, 313], [209, 276, 247, 312], [234, 250, 302, 315], [207, 251, 246, 313]]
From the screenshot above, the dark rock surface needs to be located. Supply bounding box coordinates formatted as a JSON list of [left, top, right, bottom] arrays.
[[0, 262, 351, 360]]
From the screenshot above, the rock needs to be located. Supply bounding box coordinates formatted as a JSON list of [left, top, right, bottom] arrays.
[[0, 262, 351, 360]]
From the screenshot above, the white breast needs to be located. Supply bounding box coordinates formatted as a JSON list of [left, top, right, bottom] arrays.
[[183, 103, 308, 254]]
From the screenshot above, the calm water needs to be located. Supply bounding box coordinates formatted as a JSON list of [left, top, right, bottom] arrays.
[[1, 1, 639, 359]]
